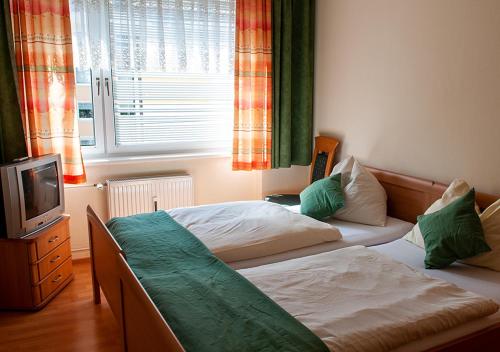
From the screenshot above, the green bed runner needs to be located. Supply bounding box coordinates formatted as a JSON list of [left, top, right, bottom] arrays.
[[107, 211, 329, 352]]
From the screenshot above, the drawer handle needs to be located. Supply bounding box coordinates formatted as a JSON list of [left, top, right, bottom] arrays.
[[50, 255, 61, 264], [52, 274, 63, 283], [48, 235, 60, 243]]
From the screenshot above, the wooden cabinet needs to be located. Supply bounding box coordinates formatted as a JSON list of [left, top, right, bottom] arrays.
[[0, 215, 73, 310]]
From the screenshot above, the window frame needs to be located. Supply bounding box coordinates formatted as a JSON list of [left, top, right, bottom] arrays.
[[75, 6, 107, 157], [73, 0, 235, 160], [82, 69, 106, 157]]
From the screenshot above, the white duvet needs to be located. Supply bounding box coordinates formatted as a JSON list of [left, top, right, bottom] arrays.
[[168, 201, 342, 262], [239, 246, 499, 352]]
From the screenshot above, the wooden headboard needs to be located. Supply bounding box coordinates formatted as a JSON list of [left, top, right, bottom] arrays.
[[367, 167, 499, 224]]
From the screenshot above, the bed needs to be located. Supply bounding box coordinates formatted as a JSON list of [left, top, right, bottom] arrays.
[[229, 216, 412, 269], [168, 199, 413, 269], [167, 201, 413, 268], [238, 245, 500, 352], [87, 167, 499, 351], [373, 239, 500, 351]]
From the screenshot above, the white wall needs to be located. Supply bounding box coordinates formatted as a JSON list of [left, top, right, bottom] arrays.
[[261, 166, 309, 196], [315, 0, 500, 194]]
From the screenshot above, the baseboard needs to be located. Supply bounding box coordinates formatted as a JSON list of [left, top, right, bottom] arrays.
[[72, 248, 90, 260]]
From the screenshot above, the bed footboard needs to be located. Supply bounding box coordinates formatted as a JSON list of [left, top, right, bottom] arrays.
[[86, 206, 185, 352], [428, 323, 500, 352], [117, 254, 184, 351], [87, 206, 123, 318]]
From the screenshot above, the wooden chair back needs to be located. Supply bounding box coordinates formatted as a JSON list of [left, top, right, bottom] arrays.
[[310, 136, 340, 183]]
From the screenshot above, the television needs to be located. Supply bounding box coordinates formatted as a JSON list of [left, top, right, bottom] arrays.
[[0, 154, 65, 239]]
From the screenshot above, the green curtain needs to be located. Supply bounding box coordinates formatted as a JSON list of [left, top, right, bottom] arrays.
[[272, 0, 315, 168], [0, 1, 27, 164]]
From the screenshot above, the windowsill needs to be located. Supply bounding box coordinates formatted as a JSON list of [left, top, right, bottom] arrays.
[[82, 151, 232, 167]]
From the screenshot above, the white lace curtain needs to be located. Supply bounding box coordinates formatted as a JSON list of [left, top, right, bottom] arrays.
[[71, 0, 110, 71], [70, 0, 235, 150], [71, 0, 235, 74]]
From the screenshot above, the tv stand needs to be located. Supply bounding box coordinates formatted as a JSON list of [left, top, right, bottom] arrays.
[[0, 215, 73, 310]]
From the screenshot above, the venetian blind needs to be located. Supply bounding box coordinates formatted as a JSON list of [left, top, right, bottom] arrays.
[[108, 0, 235, 151]]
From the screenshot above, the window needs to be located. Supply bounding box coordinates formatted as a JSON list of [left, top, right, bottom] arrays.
[[70, 0, 236, 158]]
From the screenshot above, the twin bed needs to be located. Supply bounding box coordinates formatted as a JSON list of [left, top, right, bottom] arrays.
[[374, 239, 500, 351], [229, 215, 413, 269], [87, 167, 500, 351], [167, 199, 413, 269]]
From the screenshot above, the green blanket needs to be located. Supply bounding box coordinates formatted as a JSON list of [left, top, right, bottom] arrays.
[[107, 211, 329, 352]]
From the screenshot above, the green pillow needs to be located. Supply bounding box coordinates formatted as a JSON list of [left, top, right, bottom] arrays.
[[300, 173, 344, 220], [418, 188, 491, 269]]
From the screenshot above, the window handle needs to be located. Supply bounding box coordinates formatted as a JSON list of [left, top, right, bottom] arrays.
[[105, 77, 110, 96], [96, 77, 101, 96]]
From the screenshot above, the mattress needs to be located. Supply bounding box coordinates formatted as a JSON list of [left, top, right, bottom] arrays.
[[230, 216, 413, 269], [239, 245, 499, 352], [372, 239, 500, 351]]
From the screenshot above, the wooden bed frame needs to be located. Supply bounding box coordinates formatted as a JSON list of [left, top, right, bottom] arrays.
[[87, 168, 500, 352]]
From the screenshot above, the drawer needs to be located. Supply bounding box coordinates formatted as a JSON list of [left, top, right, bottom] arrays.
[[40, 258, 73, 301], [31, 239, 72, 283], [33, 218, 70, 260]]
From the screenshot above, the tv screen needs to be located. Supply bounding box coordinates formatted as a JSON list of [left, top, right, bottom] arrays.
[[21, 161, 60, 220]]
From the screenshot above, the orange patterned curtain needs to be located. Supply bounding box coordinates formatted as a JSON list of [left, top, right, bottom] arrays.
[[11, 0, 86, 184], [232, 0, 272, 171]]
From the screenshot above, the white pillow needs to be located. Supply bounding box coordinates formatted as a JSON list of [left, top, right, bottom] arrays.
[[403, 179, 475, 248], [330, 156, 387, 226], [462, 199, 500, 271]]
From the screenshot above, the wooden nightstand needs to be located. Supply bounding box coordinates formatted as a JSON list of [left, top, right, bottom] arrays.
[[0, 215, 74, 310]]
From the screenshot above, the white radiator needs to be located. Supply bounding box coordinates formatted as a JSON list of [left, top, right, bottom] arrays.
[[106, 175, 194, 218]]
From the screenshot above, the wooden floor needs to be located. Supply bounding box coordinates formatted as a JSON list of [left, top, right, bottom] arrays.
[[0, 260, 121, 352]]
